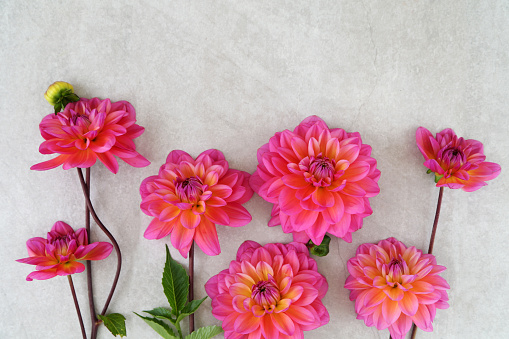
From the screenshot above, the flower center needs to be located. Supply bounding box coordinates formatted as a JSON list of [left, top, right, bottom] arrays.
[[69, 111, 91, 127], [309, 156, 335, 180], [442, 146, 466, 165], [387, 258, 406, 283], [174, 176, 203, 203], [251, 279, 280, 307]]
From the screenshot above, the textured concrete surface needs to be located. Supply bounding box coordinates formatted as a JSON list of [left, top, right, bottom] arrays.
[[1, 1, 508, 338]]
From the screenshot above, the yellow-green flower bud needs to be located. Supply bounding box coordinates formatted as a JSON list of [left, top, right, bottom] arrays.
[[44, 81, 79, 114]]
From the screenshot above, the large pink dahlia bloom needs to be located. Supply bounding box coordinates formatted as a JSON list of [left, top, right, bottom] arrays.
[[205, 241, 329, 339], [31, 98, 150, 173], [416, 127, 501, 191], [140, 150, 253, 258], [17, 221, 113, 281], [250, 116, 381, 245], [344, 238, 449, 339]]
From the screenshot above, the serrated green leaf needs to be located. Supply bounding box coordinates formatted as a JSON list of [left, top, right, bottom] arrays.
[[184, 325, 223, 339], [176, 297, 208, 324], [97, 313, 127, 337], [308, 235, 331, 257], [162, 245, 189, 314], [143, 307, 175, 323], [134, 312, 178, 339]]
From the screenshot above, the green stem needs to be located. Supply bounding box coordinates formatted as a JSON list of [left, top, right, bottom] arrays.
[[175, 320, 183, 339]]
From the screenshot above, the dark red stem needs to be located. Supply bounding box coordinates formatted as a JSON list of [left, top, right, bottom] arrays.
[[68, 275, 87, 339], [77, 168, 122, 323], [189, 242, 195, 333], [83, 168, 99, 339], [410, 186, 444, 339]]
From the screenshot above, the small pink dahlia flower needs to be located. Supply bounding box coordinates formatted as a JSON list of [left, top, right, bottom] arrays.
[[17, 221, 113, 281], [140, 150, 253, 258], [205, 241, 329, 339], [31, 98, 150, 173], [250, 116, 381, 245], [344, 238, 449, 339], [416, 127, 501, 191]]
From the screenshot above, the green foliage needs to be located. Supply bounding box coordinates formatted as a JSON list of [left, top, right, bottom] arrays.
[[184, 326, 223, 339], [162, 245, 189, 314], [52, 90, 80, 114], [307, 235, 331, 257], [97, 313, 127, 337], [134, 313, 177, 339], [136, 245, 223, 339]]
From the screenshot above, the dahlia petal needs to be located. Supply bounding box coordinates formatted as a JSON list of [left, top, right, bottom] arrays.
[[382, 298, 401, 325], [341, 161, 369, 182], [232, 295, 249, 313], [270, 313, 296, 336], [283, 285, 304, 301], [159, 205, 180, 222], [75, 242, 113, 260], [281, 174, 309, 189], [229, 283, 252, 298], [285, 305, 316, 325], [180, 210, 201, 229], [412, 304, 433, 331], [194, 219, 221, 256], [415, 127, 435, 160], [311, 187, 334, 208], [384, 287, 404, 301], [399, 292, 418, 316], [25, 237, 47, 256], [57, 261, 86, 276], [120, 153, 151, 168], [290, 210, 319, 232], [30, 155, 67, 171], [293, 285, 319, 306], [170, 225, 195, 253], [410, 281, 435, 294], [415, 291, 442, 305], [144, 218, 175, 239], [89, 134, 116, 153], [341, 182, 367, 197], [26, 268, 58, 281], [220, 204, 252, 227], [204, 206, 229, 226], [305, 214, 329, 246], [96, 152, 119, 173], [261, 314, 280, 339], [389, 314, 412, 339], [363, 288, 386, 308]]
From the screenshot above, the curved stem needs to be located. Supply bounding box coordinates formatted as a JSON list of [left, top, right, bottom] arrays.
[[410, 187, 445, 339], [77, 168, 122, 318], [68, 275, 87, 339], [84, 168, 98, 339], [189, 243, 195, 334]]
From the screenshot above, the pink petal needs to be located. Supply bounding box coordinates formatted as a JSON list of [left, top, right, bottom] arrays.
[[194, 219, 221, 256], [75, 242, 113, 260], [144, 218, 175, 239], [96, 152, 119, 174]]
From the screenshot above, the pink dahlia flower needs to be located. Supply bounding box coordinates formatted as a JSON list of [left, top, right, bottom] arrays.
[[344, 238, 450, 339], [17, 221, 113, 281], [416, 127, 501, 191], [250, 116, 381, 245], [31, 98, 150, 173], [140, 150, 253, 258], [205, 241, 329, 339]]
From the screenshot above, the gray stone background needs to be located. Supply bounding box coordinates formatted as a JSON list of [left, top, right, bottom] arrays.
[[1, 1, 508, 338]]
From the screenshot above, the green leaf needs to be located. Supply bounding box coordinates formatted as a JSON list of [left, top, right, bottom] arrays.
[[308, 235, 331, 257], [434, 174, 444, 183], [184, 325, 223, 339], [162, 244, 189, 314], [143, 307, 175, 323], [97, 313, 127, 337], [67, 93, 80, 102], [176, 297, 208, 324], [134, 312, 178, 339]]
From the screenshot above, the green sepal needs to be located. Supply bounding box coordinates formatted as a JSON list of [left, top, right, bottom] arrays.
[[426, 169, 432, 174], [176, 297, 208, 324], [97, 313, 127, 338], [184, 325, 223, 339], [162, 245, 189, 315], [134, 312, 178, 339], [434, 174, 444, 183], [307, 235, 331, 257], [143, 307, 176, 324]]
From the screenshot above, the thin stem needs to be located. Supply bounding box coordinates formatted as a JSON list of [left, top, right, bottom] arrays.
[[76, 168, 122, 317], [68, 275, 87, 339], [410, 186, 445, 339], [84, 168, 98, 339], [427, 187, 444, 255], [189, 242, 195, 334], [175, 320, 183, 339]]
